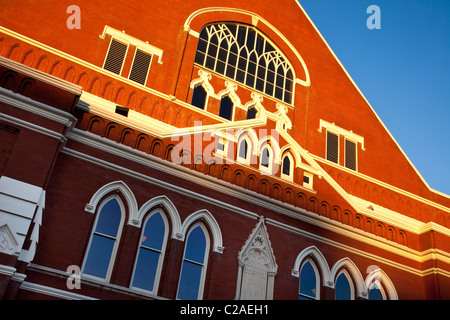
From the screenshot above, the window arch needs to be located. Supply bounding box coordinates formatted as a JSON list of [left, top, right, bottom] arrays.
[[82, 195, 125, 281], [237, 137, 249, 163], [191, 85, 208, 110], [219, 95, 233, 120], [365, 268, 398, 300], [195, 23, 294, 104], [259, 145, 272, 172], [177, 223, 210, 300], [298, 259, 320, 300], [281, 152, 294, 181], [131, 210, 168, 294], [335, 270, 354, 300]]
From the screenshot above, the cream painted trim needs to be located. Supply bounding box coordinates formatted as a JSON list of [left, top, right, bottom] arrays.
[[0, 26, 175, 105], [0, 56, 82, 95], [20, 281, 97, 300], [62, 131, 450, 273], [0, 87, 77, 129], [310, 154, 450, 215], [100, 25, 164, 64], [319, 119, 365, 150], [293, 1, 448, 199], [184, 7, 311, 87]]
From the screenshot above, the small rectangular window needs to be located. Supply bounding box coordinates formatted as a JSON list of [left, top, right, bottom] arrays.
[[326, 131, 339, 164], [103, 38, 128, 75], [345, 139, 357, 170], [129, 49, 152, 85]]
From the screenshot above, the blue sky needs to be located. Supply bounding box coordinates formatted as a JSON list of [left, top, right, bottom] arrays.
[[298, 0, 450, 196]]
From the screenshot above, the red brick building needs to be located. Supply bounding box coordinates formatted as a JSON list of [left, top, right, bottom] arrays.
[[0, 0, 449, 300]]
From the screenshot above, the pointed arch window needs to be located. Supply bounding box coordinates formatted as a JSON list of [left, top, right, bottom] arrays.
[[299, 260, 320, 300], [239, 139, 248, 160], [260, 147, 270, 168], [368, 283, 384, 300], [281, 153, 294, 181], [335, 270, 354, 300], [82, 195, 124, 281], [191, 85, 208, 110], [195, 23, 294, 104], [177, 224, 210, 300], [131, 211, 168, 294], [219, 95, 233, 120]]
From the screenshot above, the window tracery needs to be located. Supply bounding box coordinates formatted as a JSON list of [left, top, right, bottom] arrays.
[[195, 23, 294, 104]]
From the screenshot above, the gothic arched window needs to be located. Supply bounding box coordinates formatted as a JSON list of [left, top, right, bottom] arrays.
[[299, 260, 320, 300], [131, 211, 168, 294], [195, 23, 294, 104], [82, 196, 124, 281], [177, 224, 210, 300]]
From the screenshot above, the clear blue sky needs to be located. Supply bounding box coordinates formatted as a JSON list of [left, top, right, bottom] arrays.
[[298, 0, 450, 196]]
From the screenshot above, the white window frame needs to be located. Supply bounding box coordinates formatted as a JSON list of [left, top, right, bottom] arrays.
[[176, 222, 210, 300], [259, 144, 273, 174], [237, 136, 251, 165], [281, 153, 294, 181], [303, 171, 314, 189], [130, 209, 169, 295], [298, 258, 321, 300], [81, 194, 125, 283]]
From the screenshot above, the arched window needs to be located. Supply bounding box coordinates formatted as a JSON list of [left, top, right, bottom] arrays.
[[131, 211, 168, 294], [219, 95, 233, 120], [281, 153, 294, 180], [82, 195, 124, 281], [368, 283, 384, 300], [247, 106, 258, 119], [335, 270, 354, 300], [238, 138, 248, 161], [260, 147, 270, 168], [177, 224, 210, 300], [299, 260, 320, 300], [191, 85, 208, 110], [195, 23, 294, 104]]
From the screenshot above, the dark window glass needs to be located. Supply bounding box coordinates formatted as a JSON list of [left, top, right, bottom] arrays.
[[191, 86, 207, 110], [335, 273, 352, 300], [83, 198, 122, 279], [299, 262, 317, 300], [261, 147, 270, 167], [239, 139, 248, 159], [282, 156, 291, 175], [219, 96, 233, 120], [194, 23, 294, 104], [177, 226, 208, 300], [247, 106, 257, 119], [132, 212, 166, 292], [369, 284, 384, 300]]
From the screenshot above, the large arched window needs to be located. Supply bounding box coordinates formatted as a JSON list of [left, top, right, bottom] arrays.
[[195, 23, 294, 104], [177, 223, 210, 300], [131, 211, 168, 294], [82, 195, 124, 281]]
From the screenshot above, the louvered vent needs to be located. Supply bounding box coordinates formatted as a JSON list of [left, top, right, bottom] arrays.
[[326, 131, 339, 163], [103, 39, 127, 75], [345, 139, 357, 170], [129, 50, 152, 85]]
